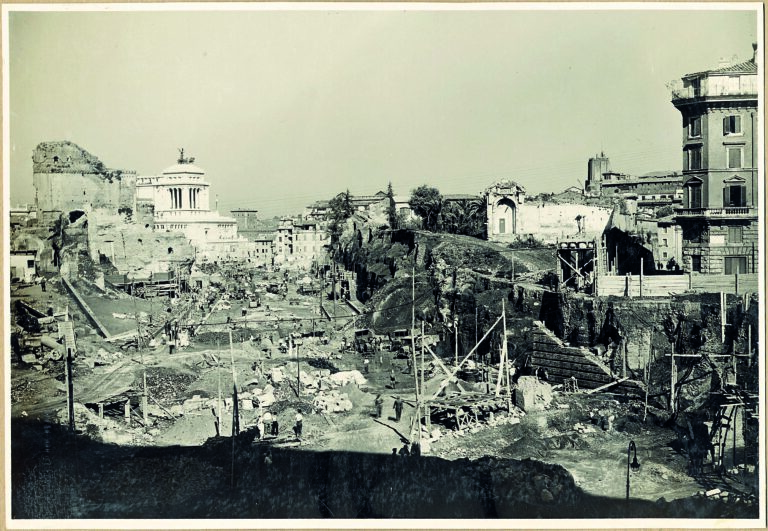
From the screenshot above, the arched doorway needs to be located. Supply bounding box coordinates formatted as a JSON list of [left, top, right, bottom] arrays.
[[495, 197, 516, 235]]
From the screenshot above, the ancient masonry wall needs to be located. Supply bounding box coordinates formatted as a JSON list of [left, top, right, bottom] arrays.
[[531, 320, 642, 393]]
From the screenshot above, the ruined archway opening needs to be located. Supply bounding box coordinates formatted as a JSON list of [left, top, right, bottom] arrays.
[[68, 210, 86, 224]]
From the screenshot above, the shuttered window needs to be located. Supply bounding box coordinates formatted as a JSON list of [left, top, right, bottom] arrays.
[[723, 185, 746, 207], [724, 256, 747, 275], [688, 116, 701, 137], [723, 115, 742, 135], [688, 184, 702, 208], [687, 147, 702, 170]]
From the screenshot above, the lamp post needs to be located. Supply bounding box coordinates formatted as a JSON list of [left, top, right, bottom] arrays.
[[626, 440, 640, 500]]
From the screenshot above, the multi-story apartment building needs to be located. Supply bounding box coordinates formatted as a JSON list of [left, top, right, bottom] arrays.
[[274, 217, 328, 266], [669, 45, 759, 274], [654, 215, 683, 268]]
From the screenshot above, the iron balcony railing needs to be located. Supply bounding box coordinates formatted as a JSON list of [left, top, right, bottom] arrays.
[[669, 77, 758, 100], [676, 206, 756, 217]]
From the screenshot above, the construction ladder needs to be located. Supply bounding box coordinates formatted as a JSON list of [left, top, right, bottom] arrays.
[[710, 402, 739, 473]]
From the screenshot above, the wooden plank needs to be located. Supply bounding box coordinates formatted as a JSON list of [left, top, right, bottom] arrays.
[[583, 377, 629, 394]]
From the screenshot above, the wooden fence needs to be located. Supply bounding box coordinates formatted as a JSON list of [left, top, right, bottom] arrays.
[[596, 273, 758, 297]]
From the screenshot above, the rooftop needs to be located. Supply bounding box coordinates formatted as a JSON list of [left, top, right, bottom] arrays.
[[162, 162, 206, 176], [685, 57, 758, 78]]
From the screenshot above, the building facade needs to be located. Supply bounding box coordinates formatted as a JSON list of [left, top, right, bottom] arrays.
[[669, 46, 759, 274], [10, 250, 38, 283], [231, 209, 262, 241], [653, 215, 683, 269], [135, 152, 252, 261], [274, 217, 328, 266]]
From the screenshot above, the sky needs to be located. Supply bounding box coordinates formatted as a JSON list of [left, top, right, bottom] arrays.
[[6, 5, 759, 217]]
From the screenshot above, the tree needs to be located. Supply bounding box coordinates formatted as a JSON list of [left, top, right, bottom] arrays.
[[409, 185, 443, 232], [327, 190, 355, 249], [442, 198, 485, 237], [385, 182, 398, 229]]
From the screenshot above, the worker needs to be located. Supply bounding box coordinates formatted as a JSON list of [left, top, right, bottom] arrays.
[[390, 369, 397, 390], [294, 409, 303, 440], [212, 406, 220, 437], [374, 394, 383, 418], [257, 414, 266, 441], [40, 277, 46, 292], [393, 396, 404, 422], [398, 443, 410, 456], [364, 358, 370, 374], [410, 441, 421, 457]]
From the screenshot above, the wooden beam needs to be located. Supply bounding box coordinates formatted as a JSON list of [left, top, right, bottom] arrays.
[[583, 377, 629, 395], [430, 314, 504, 399], [558, 254, 584, 279], [424, 345, 466, 393]]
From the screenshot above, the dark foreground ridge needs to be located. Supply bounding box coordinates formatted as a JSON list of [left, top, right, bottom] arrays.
[[12, 418, 752, 519]]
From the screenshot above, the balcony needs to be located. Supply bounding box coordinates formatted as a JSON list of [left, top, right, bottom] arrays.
[[676, 206, 757, 218], [668, 76, 758, 101]]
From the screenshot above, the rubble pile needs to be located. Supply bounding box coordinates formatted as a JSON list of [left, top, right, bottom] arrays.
[[143, 367, 197, 403], [312, 390, 354, 413]]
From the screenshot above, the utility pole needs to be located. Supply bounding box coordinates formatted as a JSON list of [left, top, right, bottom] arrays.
[[66, 347, 75, 432], [333, 262, 337, 326], [454, 317, 459, 367], [229, 328, 239, 436], [411, 264, 416, 365], [420, 320, 425, 448], [670, 341, 677, 413]]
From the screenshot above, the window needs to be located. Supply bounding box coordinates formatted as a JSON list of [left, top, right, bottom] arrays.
[[690, 77, 701, 97], [727, 147, 743, 169], [728, 226, 743, 243], [723, 115, 741, 135], [684, 225, 702, 243], [724, 256, 747, 275], [687, 147, 702, 170], [688, 116, 702, 138], [27, 260, 35, 268], [663, 252, 668, 258], [691, 255, 702, 272], [723, 185, 746, 207], [688, 183, 703, 209], [662, 238, 668, 246]]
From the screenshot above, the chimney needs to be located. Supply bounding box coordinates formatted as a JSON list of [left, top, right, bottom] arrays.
[[753, 42, 758, 62]]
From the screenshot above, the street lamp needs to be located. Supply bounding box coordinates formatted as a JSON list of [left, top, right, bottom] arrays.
[[626, 440, 641, 500]]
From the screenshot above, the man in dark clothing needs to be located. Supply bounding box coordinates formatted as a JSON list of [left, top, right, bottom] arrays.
[[374, 394, 383, 418], [398, 443, 410, 456], [40, 277, 46, 292], [393, 397, 404, 422], [410, 441, 421, 457]]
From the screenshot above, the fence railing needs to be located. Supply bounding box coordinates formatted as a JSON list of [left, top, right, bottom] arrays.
[[597, 273, 757, 297]]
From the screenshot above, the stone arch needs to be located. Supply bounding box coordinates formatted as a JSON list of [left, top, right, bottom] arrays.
[[494, 197, 517, 235]]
